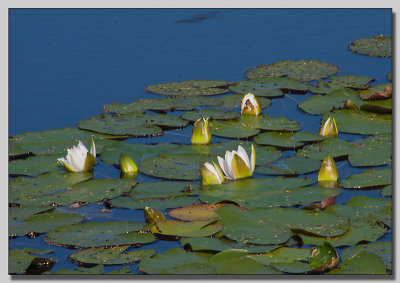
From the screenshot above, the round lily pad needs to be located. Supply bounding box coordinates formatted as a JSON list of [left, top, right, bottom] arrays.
[[132, 181, 201, 198], [328, 251, 387, 274], [269, 262, 311, 274], [161, 262, 217, 275], [298, 88, 363, 115], [45, 221, 154, 248], [9, 154, 60, 177], [111, 195, 201, 210], [69, 246, 156, 265], [213, 94, 271, 109], [240, 114, 301, 132], [360, 98, 392, 113], [209, 120, 261, 139], [168, 203, 225, 221], [77, 114, 163, 137], [214, 254, 282, 274], [359, 83, 392, 100], [9, 249, 55, 275], [348, 134, 392, 167], [139, 247, 212, 274], [254, 131, 323, 148], [348, 35, 392, 58], [250, 247, 310, 265], [145, 80, 231, 96], [311, 75, 374, 94], [296, 137, 359, 160], [151, 219, 223, 237], [255, 156, 321, 176], [381, 185, 392, 197], [181, 109, 240, 122], [341, 167, 392, 189], [245, 60, 339, 81]]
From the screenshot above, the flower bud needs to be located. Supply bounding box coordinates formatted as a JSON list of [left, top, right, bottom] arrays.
[[241, 93, 261, 115], [191, 117, 211, 145], [119, 153, 138, 174], [344, 99, 359, 110], [200, 161, 225, 185], [318, 116, 338, 138], [144, 207, 165, 223], [318, 153, 339, 182]]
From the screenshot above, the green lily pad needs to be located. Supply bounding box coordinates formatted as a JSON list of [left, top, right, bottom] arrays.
[[45, 221, 154, 248], [213, 94, 271, 109], [100, 141, 178, 166], [8, 143, 28, 158], [139, 152, 214, 180], [145, 80, 231, 96], [69, 246, 156, 265], [9, 205, 54, 224], [311, 76, 374, 94], [200, 177, 341, 209], [340, 241, 392, 270], [181, 237, 240, 252], [298, 88, 363, 115], [341, 167, 392, 189], [9, 171, 93, 206], [348, 35, 392, 58], [381, 185, 392, 197], [139, 247, 212, 274], [209, 120, 261, 138], [78, 113, 163, 137], [105, 266, 134, 275], [48, 265, 104, 275], [245, 60, 339, 81], [348, 134, 392, 167], [168, 203, 225, 221], [229, 82, 285, 98], [254, 131, 324, 148], [9, 249, 55, 275], [9, 154, 61, 177], [250, 247, 310, 265], [296, 137, 360, 160], [240, 114, 301, 132], [328, 251, 387, 274], [309, 242, 338, 271], [151, 219, 223, 237], [9, 127, 123, 156], [323, 109, 392, 135], [10, 212, 85, 237], [359, 83, 392, 100], [255, 156, 322, 176], [161, 262, 217, 274], [270, 262, 311, 274], [181, 109, 240, 122], [360, 98, 392, 113], [300, 216, 387, 247], [132, 181, 201, 198], [111, 195, 201, 210]]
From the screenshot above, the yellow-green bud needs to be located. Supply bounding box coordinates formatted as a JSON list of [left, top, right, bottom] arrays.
[[119, 153, 138, 174], [200, 161, 225, 185], [318, 153, 339, 182], [318, 116, 338, 138], [344, 99, 359, 110], [144, 207, 165, 223], [241, 93, 261, 115], [191, 117, 211, 145]]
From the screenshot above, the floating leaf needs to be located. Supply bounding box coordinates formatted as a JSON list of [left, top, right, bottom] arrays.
[[309, 242, 338, 271], [69, 246, 156, 265], [8, 154, 61, 177], [328, 251, 387, 274], [312, 75, 374, 94], [360, 98, 392, 113], [296, 137, 360, 160], [145, 80, 231, 96], [151, 219, 223, 237], [132, 181, 201, 198], [381, 185, 392, 197], [245, 60, 339, 81], [139, 247, 212, 274], [255, 156, 321, 176], [181, 237, 240, 252], [270, 262, 311, 274], [9, 249, 55, 275], [359, 83, 392, 100], [298, 88, 363, 115], [340, 241, 392, 270], [48, 265, 104, 275], [209, 120, 261, 138], [45, 221, 154, 248], [341, 167, 392, 189], [250, 247, 310, 265], [111, 195, 201, 210], [348, 134, 392, 167], [168, 203, 225, 221], [213, 94, 271, 109], [161, 262, 217, 274], [254, 131, 323, 148], [348, 35, 392, 58], [181, 109, 240, 122], [240, 114, 301, 132]]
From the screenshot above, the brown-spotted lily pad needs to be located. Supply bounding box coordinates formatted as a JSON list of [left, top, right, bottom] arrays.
[[145, 80, 232, 96], [348, 35, 392, 58]]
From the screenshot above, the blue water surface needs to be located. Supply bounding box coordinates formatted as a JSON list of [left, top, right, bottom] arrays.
[[9, 8, 392, 274]]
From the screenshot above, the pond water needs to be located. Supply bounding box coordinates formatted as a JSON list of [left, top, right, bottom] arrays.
[[9, 8, 392, 275]]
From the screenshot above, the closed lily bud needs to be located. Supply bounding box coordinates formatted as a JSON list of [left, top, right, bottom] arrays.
[[318, 116, 338, 138], [58, 141, 96, 173], [200, 161, 225, 185], [144, 207, 165, 223], [90, 137, 96, 158], [241, 93, 261, 115], [217, 144, 256, 180], [318, 153, 339, 182], [191, 117, 211, 145], [344, 99, 359, 110], [119, 153, 138, 174]]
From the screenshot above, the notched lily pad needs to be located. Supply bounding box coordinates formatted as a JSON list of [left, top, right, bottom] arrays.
[[209, 120, 261, 139], [151, 219, 223, 238], [254, 131, 323, 148], [168, 203, 226, 221], [348, 35, 392, 58], [132, 181, 201, 198], [311, 76, 374, 94], [245, 60, 339, 81], [255, 156, 321, 176], [181, 109, 240, 122], [341, 167, 392, 189], [240, 114, 301, 132], [111, 195, 201, 210], [9, 248, 55, 275], [9, 154, 60, 177], [348, 134, 392, 167], [328, 251, 387, 274], [359, 83, 392, 100], [145, 80, 232, 96]]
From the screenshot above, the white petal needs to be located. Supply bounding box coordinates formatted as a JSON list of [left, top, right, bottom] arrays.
[[218, 155, 231, 179], [224, 151, 235, 179], [250, 144, 256, 173], [236, 146, 251, 170]]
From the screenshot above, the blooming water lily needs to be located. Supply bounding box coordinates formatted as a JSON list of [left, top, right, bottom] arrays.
[[241, 93, 261, 115], [318, 153, 339, 182], [200, 161, 225, 185], [217, 145, 256, 180], [318, 116, 338, 137], [58, 140, 96, 173], [191, 117, 211, 145]]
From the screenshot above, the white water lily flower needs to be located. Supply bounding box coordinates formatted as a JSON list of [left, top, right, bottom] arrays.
[[217, 145, 256, 180], [241, 93, 261, 115], [191, 117, 211, 145], [57, 141, 96, 172], [200, 161, 225, 185]]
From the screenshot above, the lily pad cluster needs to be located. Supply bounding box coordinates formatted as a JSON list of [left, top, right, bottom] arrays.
[[9, 53, 392, 275]]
